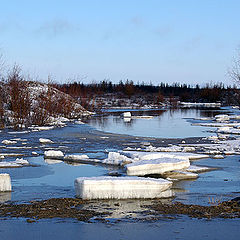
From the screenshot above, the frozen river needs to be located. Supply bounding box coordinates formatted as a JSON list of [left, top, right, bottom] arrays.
[[0, 107, 240, 239]]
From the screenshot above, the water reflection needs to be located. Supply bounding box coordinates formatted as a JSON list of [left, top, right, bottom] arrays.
[[0, 191, 11, 203], [86, 108, 222, 138]]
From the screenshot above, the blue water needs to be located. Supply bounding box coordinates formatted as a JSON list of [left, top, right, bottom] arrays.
[[86, 108, 223, 138]]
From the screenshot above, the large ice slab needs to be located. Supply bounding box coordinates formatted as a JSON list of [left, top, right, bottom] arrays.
[[75, 176, 172, 199], [0, 174, 12, 192], [126, 158, 190, 176], [122, 151, 208, 161]]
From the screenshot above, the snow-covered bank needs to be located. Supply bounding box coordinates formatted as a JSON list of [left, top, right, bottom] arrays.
[[74, 176, 173, 199]]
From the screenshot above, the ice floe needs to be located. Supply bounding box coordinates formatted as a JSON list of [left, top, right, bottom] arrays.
[[39, 138, 54, 144], [122, 112, 131, 118], [0, 159, 29, 168], [64, 154, 89, 161], [102, 152, 132, 165], [44, 150, 64, 159], [126, 158, 190, 176], [74, 176, 173, 199], [0, 174, 11, 192], [1, 140, 17, 145]]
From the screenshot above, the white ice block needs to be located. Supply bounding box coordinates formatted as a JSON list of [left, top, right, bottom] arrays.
[[75, 176, 172, 199], [44, 150, 64, 159], [123, 112, 131, 118], [126, 158, 190, 176], [39, 138, 53, 144], [0, 174, 12, 192], [122, 151, 209, 161]]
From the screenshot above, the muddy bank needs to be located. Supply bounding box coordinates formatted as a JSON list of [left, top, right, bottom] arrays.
[[0, 197, 239, 222]]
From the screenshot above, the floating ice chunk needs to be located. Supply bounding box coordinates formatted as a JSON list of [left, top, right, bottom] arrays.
[[122, 151, 209, 161], [14, 158, 29, 165], [123, 112, 131, 118], [215, 114, 230, 121], [212, 155, 225, 159], [183, 147, 196, 152], [74, 176, 172, 199], [207, 136, 219, 141], [103, 152, 133, 165], [30, 126, 54, 131], [0, 174, 11, 192], [44, 150, 64, 159], [131, 116, 154, 119], [0, 159, 29, 168], [126, 158, 190, 176], [1, 140, 17, 145], [64, 154, 89, 161], [75, 120, 85, 124], [163, 171, 198, 180], [39, 138, 53, 144], [185, 165, 212, 173]]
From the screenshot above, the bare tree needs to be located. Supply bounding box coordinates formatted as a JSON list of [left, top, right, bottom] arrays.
[[229, 50, 240, 83]]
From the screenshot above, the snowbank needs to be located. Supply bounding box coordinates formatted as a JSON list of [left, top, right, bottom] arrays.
[[0, 174, 11, 192], [126, 158, 190, 176], [74, 176, 172, 199]]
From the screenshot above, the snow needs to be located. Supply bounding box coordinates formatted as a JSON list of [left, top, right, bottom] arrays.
[[103, 152, 133, 165], [0, 174, 11, 192], [74, 176, 172, 199], [126, 158, 190, 176], [1, 140, 17, 145], [39, 138, 54, 144], [44, 150, 64, 159]]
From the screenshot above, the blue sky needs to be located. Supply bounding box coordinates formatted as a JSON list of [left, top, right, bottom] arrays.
[[0, 0, 240, 85]]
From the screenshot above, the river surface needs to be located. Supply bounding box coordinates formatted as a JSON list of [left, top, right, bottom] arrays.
[[0, 107, 240, 239]]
